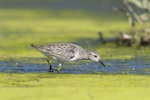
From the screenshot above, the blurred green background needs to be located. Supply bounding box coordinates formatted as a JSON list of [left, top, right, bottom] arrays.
[[0, 0, 133, 59]]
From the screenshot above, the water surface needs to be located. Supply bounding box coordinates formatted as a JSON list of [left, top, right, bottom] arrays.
[[0, 56, 149, 75]]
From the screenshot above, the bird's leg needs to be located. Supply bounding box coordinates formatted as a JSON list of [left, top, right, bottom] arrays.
[[57, 63, 62, 73], [45, 58, 53, 72]]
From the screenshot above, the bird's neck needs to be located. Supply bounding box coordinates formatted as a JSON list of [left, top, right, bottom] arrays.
[[78, 50, 90, 60]]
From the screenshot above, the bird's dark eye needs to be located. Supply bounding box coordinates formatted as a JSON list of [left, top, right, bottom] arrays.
[[94, 55, 97, 57]]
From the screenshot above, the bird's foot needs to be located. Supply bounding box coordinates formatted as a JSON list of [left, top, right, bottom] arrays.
[[57, 66, 62, 73], [48, 65, 53, 72], [45, 58, 54, 72], [48, 64, 53, 72], [48, 68, 53, 72]]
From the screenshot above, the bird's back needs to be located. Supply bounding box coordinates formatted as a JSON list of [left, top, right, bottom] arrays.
[[31, 43, 85, 61]]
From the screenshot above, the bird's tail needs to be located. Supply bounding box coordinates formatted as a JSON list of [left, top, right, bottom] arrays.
[[30, 44, 46, 52], [30, 44, 43, 50], [30, 44, 38, 48]]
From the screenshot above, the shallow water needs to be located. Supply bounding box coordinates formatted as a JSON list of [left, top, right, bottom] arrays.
[[0, 56, 149, 74]]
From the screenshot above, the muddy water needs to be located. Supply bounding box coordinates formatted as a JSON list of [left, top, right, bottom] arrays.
[[0, 57, 149, 74]]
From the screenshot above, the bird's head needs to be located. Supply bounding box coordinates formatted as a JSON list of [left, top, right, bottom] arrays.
[[88, 50, 105, 67]]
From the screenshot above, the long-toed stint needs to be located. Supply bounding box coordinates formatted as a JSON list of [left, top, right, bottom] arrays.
[[31, 43, 105, 72]]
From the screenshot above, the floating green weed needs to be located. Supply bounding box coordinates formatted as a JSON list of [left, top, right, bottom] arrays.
[[0, 73, 150, 100]]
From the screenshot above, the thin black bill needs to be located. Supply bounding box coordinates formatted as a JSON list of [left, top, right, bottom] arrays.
[[99, 60, 106, 67]]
